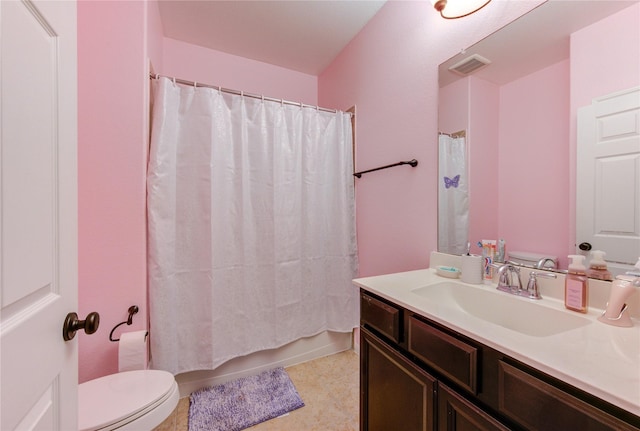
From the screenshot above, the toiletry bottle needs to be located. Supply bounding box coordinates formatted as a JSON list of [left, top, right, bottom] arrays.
[[482, 240, 497, 280], [496, 239, 506, 263], [565, 255, 588, 313], [586, 250, 613, 281]]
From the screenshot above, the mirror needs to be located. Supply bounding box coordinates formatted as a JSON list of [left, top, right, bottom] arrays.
[[437, 1, 639, 274]]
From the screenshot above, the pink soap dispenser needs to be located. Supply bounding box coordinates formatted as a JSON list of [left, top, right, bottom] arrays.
[[565, 255, 588, 313], [586, 250, 613, 281]]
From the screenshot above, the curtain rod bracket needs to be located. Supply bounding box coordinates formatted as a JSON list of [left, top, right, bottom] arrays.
[[353, 159, 418, 178]]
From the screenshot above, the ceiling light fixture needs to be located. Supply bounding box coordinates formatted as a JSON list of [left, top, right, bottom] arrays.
[[430, 0, 492, 19]]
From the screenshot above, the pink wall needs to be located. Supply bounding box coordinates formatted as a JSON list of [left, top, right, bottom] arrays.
[[469, 76, 500, 249], [318, 0, 435, 277], [318, 0, 541, 276], [77, 0, 154, 383], [498, 60, 570, 267], [568, 3, 640, 256], [146, 0, 164, 73], [438, 76, 500, 253], [162, 38, 318, 106], [570, 3, 640, 115], [77, 0, 544, 379], [438, 78, 468, 134], [76, 0, 638, 381]]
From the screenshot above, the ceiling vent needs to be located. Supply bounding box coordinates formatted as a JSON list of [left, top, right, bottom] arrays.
[[448, 54, 491, 76]]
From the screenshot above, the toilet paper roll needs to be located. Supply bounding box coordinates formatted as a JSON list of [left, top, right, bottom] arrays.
[[460, 255, 483, 284], [118, 330, 149, 372]]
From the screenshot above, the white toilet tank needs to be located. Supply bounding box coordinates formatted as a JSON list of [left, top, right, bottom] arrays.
[[79, 370, 178, 431], [508, 250, 558, 269]]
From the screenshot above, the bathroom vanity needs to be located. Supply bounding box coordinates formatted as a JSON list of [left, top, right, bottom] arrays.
[[354, 267, 640, 431]]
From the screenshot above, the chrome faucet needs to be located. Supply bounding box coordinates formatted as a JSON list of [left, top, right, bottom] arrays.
[[493, 263, 556, 300], [535, 257, 558, 270], [496, 263, 522, 293]]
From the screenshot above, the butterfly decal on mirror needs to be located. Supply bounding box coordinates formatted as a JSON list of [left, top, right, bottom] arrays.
[[443, 175, 460, 189]]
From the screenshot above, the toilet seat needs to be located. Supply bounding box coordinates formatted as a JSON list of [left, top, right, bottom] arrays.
[[79, 370, 179, 431]]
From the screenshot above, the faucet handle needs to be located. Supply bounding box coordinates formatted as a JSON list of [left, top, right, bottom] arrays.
[[526, 271, 557, 300]]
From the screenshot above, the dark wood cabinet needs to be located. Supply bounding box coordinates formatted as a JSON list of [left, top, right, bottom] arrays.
[[438, 383, 510, 431], [498, 361, 638, 431], [359, 289, 640, 431], [408, 315, 478, 395], [360, 291, 402, 343], [361, 327, 436, 431]]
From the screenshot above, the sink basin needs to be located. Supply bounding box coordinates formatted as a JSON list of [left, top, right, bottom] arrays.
[[412, 282, 591, 337]]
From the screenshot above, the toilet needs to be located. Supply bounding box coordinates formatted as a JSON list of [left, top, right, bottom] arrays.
[[78, 370, 179, 431], [508, 250, 558, 269]]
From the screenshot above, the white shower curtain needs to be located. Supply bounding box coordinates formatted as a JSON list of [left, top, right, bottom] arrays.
[[147, 77, 358, 375], [438, 134, 469, 255]]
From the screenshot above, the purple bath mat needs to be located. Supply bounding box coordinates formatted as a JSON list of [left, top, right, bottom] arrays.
[[188, 367, 305, 431]]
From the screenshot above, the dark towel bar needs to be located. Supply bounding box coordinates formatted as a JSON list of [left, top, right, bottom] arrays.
[[353, 159, 418, 178]]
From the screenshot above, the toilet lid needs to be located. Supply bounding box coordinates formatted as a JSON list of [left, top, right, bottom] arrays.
[[78, 369, 176, 431]]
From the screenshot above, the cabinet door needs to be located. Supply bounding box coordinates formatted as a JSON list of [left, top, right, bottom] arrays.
[[498, 361, 640, 431], [361, 327, 436, 431], [439, 383, 510, 431]]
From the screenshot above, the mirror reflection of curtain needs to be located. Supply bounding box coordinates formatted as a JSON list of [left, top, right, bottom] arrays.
[[438, 134, 468, 255]]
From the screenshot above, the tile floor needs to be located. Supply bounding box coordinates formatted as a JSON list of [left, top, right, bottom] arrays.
[[153, 349, 360, 431]]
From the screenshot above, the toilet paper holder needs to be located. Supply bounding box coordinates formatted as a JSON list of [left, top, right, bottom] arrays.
[[109, 305, 140, 342]]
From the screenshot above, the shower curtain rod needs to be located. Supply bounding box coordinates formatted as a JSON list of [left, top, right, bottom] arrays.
[[439, 130, 466, 138], [149, 73, 351, 116]]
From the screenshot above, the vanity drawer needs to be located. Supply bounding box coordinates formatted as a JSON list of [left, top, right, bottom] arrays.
[[408, 315, 478, 394], [498, 361, 639, 431], [360, 291, 402, 343]]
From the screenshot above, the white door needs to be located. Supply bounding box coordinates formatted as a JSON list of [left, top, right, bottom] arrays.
[[1, 1, 79, 430], [576, 87, 640, 273]]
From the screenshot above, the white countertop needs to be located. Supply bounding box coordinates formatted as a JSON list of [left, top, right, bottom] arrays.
[[353, 267, 640, 417]]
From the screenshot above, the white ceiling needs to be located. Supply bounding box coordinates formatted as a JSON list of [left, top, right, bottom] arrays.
[[157, 1, 637, 81], [439, 1, 637, 87], [157, 0, 387, 76]]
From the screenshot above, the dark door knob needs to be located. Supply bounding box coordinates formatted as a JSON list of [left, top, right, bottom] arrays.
[[578, 242, 592, 251], [63, 312, 100, 341]]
